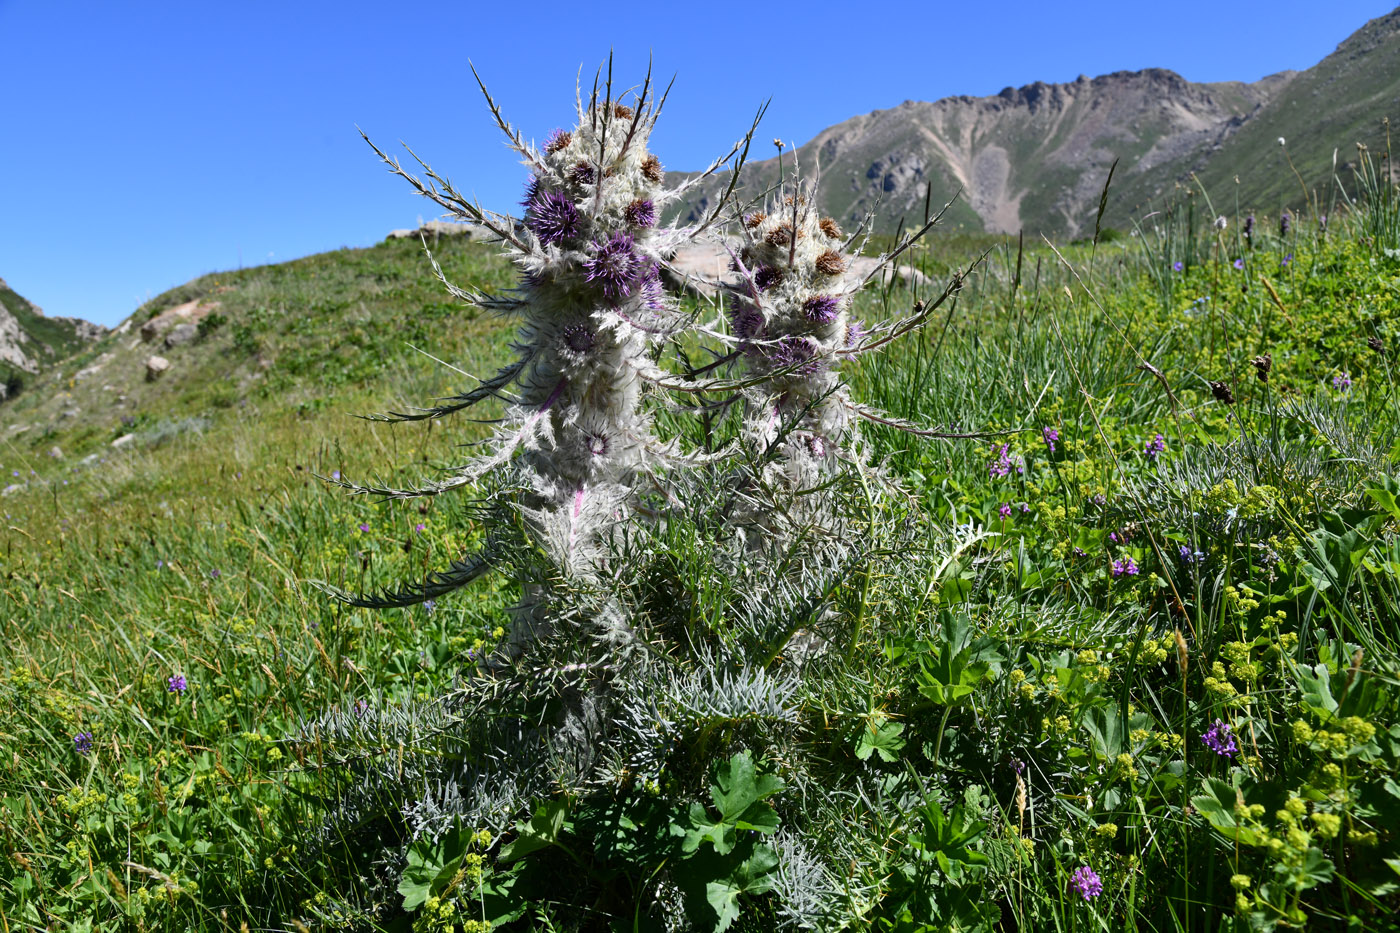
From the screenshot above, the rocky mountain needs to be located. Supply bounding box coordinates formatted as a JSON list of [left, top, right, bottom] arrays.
[[672, 7, 1400, 236], [0, 276, 105, 398]]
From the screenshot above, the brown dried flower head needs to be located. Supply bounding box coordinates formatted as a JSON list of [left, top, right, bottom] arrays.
[[1210, 381, 1236, 404], [1251, 354, 1272, 383], [545, 130, 572, 154], [819, 217, 842, 239], [765, 222, 795, 247], [745, 211, 767, 229], [612, 103, 634, 119], [1369, 335, 1386, 354], [815, 249, 846, 277], [640, 154, 663, 184]]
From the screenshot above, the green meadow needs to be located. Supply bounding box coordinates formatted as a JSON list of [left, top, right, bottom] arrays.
[[4, 160, 1400, 931]]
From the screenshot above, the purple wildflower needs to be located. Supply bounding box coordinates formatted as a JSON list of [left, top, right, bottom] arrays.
[[1069, 866, 1103, 900], [1021, 502, 1031, 513], [74, 731, 93, 755], [802, 295, 841, 324], [624, 198, 656, 228], [729, 300, 765, 340], [635, 261, 666, 311], [209, 569, 221, 579], [765, 336, 821, 375], [167, 674, 187, 695], [584, 232, 642, 301], [753, 265, 784, 292], [414, 523, 425, 534], [1233, 258, 1245, 270], [1111, 557, 1139, 577], [1200, 719, 1238, 758], [1332, 371, 1352, 391], [1172, 261, 1184, 272], [1282, 252, 1293, 266], [424, 599, 437, 615], [1280, 213, 1291, 237], [1073, 546, 1088, 558], [358, 522, 370, 533], [1145, 433, 1166, 462], [1042, 426, 1059, 454], [526, 188, 580, 246], [331, 470, 341, 480], [353, 698, 369, 718], [989, 444, 1024, 479], [1178, 545, 1205, 565], [999, 503, 1012, 519], [845, 319, 866, 350]]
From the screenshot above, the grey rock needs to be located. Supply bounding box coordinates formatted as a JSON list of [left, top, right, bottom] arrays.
[[145, 356, 171, 381], [163, 323, 198, 348], [111, 434, 135, 449]]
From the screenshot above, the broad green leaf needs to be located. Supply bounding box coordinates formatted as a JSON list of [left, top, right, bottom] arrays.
[[498, 798, 570, 863], [855, 716, 906, 763]]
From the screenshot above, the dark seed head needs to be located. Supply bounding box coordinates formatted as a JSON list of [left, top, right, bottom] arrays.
[[612, 103, 634, 120], [819, 217, 842, 239], [562, 322, 596, 354], [1369, 335, 1385, 354], [570, 161, 596, 186], [1251, 354, 1272, 383], [1210, 381, 1236, 404], [744, 211, 767, 229], [753, 265, 785, 292]]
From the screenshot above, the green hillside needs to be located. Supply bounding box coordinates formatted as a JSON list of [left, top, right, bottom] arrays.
[[0, 278, 100, 399]]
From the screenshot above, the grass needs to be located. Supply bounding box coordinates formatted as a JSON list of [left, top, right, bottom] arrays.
[[3, 178, 1400, 931]]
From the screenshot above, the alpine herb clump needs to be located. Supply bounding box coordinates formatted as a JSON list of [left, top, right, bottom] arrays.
[[342, 63, 762, 606]]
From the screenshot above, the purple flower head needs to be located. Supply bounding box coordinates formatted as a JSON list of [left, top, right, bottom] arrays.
[[624, 198, 656, 229], [1178, 545, 1206, 565], [167, 674, 187, 694], [804, 434, 827, 458], [414, 522, 425, 534], [1145, 433, 1166, 462], [1073, 546, 1088, 558], [520, 174, 540, 213], [1172, 261, 1184, 272], [1280, 213, 1291, 237], [331, 470, 341, 480], [765, 336, 822, 375], [999, 502, 1012, 519], [988, 444, 1024, 479], [753, 265, 784, 292], [1021, 502, 1031, 513], [209, 569, 221, 579], [802, 294, 841, 324], [584, 232, 642, 302], [1200, 719, 1238, 758], [636, 261, 666, 311], [526, 188, 580, 247], [1233, 258, 1245, 270], [424, 599, 436, 615], [562, 322, 596, 354], [1042, 426, 1059, 453], [728, 300, 765, 340], [1332, 371, 1352, 391], [845, 319, 866, 350], [570, 161, 596, 186], [1111, 557, 1140, 577], [353, 698, 370, 718], [74, 731, 93, 755], [358, 522, 370, 533], [1070, 866, 1103, 900], [1282, 252, 1293, 266]]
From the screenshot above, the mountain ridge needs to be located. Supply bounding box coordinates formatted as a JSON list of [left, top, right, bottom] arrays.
[[671, 7, 1399, 235]]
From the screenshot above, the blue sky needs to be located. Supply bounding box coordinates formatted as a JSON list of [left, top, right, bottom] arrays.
[[2, 0, 1395, 327]]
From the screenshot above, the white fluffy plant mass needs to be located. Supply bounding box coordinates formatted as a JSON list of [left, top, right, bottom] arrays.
[[729, 190, 861, 482], [340, 61, 763, 606]]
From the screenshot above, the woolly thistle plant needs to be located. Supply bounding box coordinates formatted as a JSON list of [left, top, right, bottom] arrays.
[[336, 61, 764, 608], [714, 172, 969, 526]]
